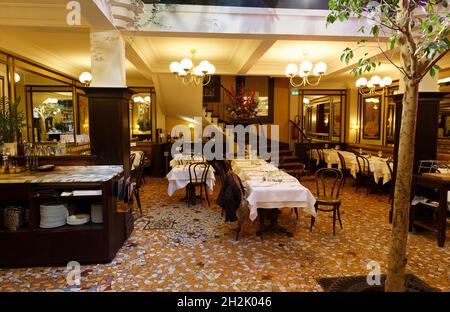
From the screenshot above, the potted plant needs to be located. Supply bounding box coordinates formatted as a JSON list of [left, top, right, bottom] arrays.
[[0, 96, 26, 156]]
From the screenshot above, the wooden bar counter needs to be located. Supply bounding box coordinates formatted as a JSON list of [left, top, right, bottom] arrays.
[[0, 166, 133, 267]]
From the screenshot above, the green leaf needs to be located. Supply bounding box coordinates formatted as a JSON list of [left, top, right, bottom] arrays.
[[389, 36, 396, 50], [370, 25, 379, 37]]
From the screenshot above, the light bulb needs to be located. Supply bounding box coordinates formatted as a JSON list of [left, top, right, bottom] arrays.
[[169, 61, 181, 73], [207, 63, 216, 75], [178, 70, 188, 77], [382, 76, 392, 86], [355, 77, 368, 88], [14, 73, 21, 83], [133, 96, 144, 103], [285, 64, 298, 77], [313, 62, 327, 75], [199, 60, 210, 72], [193, 66, 204, 77], [144, 96, 151, 103], [370, 75, 381, 85], [79, 72, 92, 85], [303, 98, 310, 104], [180, 58, 193, 71], [367, 80, 374, 88], [300, 60, 313, 74]]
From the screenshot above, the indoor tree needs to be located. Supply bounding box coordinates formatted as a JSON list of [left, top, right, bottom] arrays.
[[326, 0, 449, 291]]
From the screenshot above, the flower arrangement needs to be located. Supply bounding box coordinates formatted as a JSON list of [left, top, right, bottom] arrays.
[[225, 84, 259, 121]]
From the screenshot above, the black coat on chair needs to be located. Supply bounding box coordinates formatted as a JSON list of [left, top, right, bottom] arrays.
[[217, 172, 243, 222]]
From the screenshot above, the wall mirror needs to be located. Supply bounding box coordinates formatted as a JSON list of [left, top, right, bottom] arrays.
[[362, 95, 382, 140], [129, 87, 154, 142], [300, 90, 346, 142]]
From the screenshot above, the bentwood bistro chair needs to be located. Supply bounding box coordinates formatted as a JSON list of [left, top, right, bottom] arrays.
[[310, 168, 344, 236]]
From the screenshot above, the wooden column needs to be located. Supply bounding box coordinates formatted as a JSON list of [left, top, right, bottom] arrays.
[[84, 88, 133, 175], [390, 92, 445, 221]]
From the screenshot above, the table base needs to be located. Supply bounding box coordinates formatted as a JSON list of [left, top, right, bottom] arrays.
[[256, 209, 293, 238]]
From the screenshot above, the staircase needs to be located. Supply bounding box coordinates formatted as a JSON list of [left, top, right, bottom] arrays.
[[202, 85, 304, 173]]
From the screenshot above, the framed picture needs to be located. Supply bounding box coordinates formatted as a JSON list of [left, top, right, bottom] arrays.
[[332, 99, 341, 136], [362, 95, 382, 140], [203, 75, 221, 103]]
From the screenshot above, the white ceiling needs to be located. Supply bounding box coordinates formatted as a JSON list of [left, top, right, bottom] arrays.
[[0, 1, 449, 89]]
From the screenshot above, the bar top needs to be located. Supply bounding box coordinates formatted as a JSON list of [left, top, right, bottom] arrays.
[[0, 166, 124, 184]]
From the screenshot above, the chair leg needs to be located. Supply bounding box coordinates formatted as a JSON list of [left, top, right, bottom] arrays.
[[134, 189, 142, 215], [337, 207, 343, 229], [309, 216, 315, 232], [366, 177, 370, 197], [294, 208, 299, 220], [204, 184, 210, 207], [332, 209, 336, 236]]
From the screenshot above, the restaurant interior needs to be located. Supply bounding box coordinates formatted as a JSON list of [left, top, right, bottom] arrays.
[[0, 0, 448, 293]]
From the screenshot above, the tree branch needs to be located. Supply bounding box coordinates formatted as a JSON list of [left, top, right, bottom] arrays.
[[415, 49, 449, 84]]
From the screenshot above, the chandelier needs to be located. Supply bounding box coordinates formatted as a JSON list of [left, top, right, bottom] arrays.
[[169, 49, 216, 86], [285, 55, 327, 87], [355, 75, 392, 95]]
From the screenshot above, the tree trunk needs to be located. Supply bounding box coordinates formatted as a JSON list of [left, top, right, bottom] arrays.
[[385, 78, 419, 291]]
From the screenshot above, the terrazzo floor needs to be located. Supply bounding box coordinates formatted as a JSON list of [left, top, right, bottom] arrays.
[[0, 176, 448, 292]]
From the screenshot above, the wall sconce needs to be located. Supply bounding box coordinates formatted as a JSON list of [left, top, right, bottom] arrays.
[[79, 72, 92, 87], [14, 73, 21, 83], [188, 123, 195, 129], [351, 122, 360, 131]]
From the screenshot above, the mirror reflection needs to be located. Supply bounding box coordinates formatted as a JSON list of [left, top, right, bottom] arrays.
[[130, 92, 152, 141]]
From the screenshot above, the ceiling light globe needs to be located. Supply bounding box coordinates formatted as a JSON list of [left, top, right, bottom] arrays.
[[303, 98, 310, 104], [144, 96, 151, 103], [313, 62, 327, 75], [355, 77, 368, 88], [193, 66, 204, 77], [14, 73, 21, 83], [382, 76, 392, 86], [169, 61, 181, 73], [133, 96, 144, 103], [300, 60, 313, 74], [180, 58, 193, 71], [178, 70, 188, 77], [207, 64, 216, 75], [370, 75, 381, 85], [199, 60, 210, 71], [285, 64, 298, 77], [79, 72, 92, 84], [367, 80, 374, 88]]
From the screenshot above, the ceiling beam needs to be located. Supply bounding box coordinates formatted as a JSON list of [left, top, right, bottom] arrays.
[[78, 0, 115, 31], [125, 41, 154, 81], [237, 39, 276, 75]]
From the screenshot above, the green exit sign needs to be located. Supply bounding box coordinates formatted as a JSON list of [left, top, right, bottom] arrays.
[[291, 91, 299, 95]]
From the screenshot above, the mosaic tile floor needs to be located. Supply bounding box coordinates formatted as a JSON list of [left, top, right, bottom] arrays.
[[0, 177, 448, 292]]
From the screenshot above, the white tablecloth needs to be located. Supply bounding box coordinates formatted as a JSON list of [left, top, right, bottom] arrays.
[[169, 154, 205, 167], [166, 165, 215, 196], [311, 149, 393, 184], [232, 159, 316, 221]]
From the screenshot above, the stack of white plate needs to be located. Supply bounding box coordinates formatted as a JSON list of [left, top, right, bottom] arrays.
[[90, 204, 103, 223], [67, 214, 90, 226], [40, 202, 68, 228]]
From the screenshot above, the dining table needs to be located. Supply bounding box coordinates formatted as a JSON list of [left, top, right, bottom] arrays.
[[231, 158, 316, 237], [166, 162, 215, 197], [311, 149, 393, 184]]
